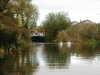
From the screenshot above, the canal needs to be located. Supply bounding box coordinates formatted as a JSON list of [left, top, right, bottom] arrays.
[[0, 43, 100, 75]]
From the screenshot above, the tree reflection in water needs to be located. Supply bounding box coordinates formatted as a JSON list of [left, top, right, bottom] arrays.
[[0, 43, 100, 75], [45, 43, 71, 69], [0, 46, 38, 75]]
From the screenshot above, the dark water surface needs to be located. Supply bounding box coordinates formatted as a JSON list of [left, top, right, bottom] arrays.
[[0, 43, 100, 75]]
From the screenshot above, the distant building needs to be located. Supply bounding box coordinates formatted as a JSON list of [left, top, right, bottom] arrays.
[[71, 21, 79, 25], [78, 20, 96, 25], [71, 20, 96, 25]]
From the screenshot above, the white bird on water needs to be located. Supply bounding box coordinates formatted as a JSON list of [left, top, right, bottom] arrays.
[[59, 40, 63, 48], [67, 40, 71, 48]]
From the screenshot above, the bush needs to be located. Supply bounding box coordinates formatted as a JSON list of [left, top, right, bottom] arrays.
[[55, 23, 100, 44]]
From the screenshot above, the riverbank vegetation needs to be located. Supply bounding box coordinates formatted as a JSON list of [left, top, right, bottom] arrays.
[[38, 12, 100, 44], [55, 23, 100, 44], [0, 0, 39, 57], [38, 11, 71, 42]]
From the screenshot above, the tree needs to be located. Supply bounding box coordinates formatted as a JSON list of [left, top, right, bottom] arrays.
[[0, 0, 39, 47], [40, 11, 71, 42], [11, 0, 39, 28]]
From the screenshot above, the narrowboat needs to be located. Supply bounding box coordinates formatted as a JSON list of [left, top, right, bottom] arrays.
[[30, 30, 45, 42]]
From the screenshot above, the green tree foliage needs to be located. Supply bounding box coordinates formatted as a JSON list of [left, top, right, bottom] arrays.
[[11, 0, 39, 28], [0, 0, 38, 47], [40, 12, 71, 42]]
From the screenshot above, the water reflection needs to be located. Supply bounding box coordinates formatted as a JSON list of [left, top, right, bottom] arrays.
[[45, 43, 70, 69], [0, 43, 100, 75], [34, 43, 46, 66]]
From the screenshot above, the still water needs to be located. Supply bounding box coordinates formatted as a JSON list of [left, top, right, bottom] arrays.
[[0, 43, 100, 75]]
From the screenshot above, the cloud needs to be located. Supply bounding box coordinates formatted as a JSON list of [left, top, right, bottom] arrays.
[[32, 0, 100, 25], [32, 0, 100, 10]]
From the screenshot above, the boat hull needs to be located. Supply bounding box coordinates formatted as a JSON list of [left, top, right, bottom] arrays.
[[31, 36, 45, 42]]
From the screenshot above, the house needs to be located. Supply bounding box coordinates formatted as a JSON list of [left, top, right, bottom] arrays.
[[78, 20, 96, 25], [71, 20, 96, 25], [71, 21, 79, 25]]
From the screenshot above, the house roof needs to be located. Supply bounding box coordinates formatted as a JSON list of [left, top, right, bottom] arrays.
[[71, 20, 96, 25]]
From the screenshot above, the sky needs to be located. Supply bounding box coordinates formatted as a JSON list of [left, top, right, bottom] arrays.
[[32, 0, 100, 25]]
